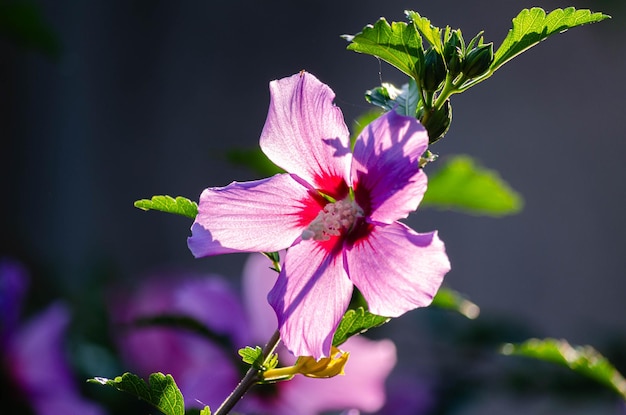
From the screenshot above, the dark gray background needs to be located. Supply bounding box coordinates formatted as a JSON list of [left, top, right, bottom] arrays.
[[1, 1, 624, 413]]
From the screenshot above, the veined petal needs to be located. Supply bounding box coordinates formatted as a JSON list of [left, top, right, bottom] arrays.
[[268, 240, 353, 359], [260, 72, 352, 197], [352, 111, 429, 224], [188, 174, 314, 257], [345, 222, 450, 317]]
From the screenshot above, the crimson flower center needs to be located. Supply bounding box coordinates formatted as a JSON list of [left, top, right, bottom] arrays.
[[301, 197, 364, 241]]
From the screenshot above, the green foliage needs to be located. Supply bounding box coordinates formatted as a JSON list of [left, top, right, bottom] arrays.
[[421, 155, 523, 216], [501, 338, 626, 401], [239, 346, 278, 370], [343, 18, 423, 80], [405, 10, 444, 54], [345, 7, 608, 144], [431, 287, 480, 319], [89, 372, 185, 415], [200, 407, 211, 415], [491, 8, 610, 72], [332, 307, 390, 347], [226, 148, 284, 177], [134, 195, 198, 219]]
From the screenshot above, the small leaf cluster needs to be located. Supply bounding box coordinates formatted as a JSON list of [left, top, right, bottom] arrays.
[[345, 7, 609, 144]]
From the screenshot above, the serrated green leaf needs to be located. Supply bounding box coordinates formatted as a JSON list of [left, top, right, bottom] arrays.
[[332, 307, 390, 347], [343, 18, 422, 79], [239, 346, 263, 366], [405, 10, 444, 54], [501, 338, 626, 401], [199, 406, 211, 415], [89, 372, 185, 415], [134, 195, 198, 219], [492, 7, 610, 71], [421, 155, 523, 216], [431, 286, 480, 319]]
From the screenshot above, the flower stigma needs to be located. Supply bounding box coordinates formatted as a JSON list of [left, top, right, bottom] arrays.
[[301, 197, 364, 241]]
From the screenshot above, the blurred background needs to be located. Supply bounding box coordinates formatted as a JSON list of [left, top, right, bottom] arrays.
[[1, 0, 625, 414]]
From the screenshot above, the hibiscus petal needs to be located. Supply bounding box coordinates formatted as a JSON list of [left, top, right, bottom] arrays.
[[345, 222, 450, 317], [352, 111, 429, 224], [188, 174, 311, 257], [260, 72, 352, 196], [268, 240, 353, 359]]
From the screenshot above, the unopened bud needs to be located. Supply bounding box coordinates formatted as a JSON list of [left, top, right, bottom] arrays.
[[417, 99, 452, 144], [422, 48, 446, 92], [443, 30, 464, 77], [462, 43, 494, 79]]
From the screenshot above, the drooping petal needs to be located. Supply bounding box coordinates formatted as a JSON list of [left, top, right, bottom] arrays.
[[188, 173, 316, 257], [269, 336, 397, 415], [351, 111, 429, 224], [260, 72, 352, 197], [345, 222, 450, 317], [268, 240, 353, 359]]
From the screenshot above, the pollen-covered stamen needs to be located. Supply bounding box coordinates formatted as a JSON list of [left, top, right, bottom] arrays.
[[302, 198, 364, 241]]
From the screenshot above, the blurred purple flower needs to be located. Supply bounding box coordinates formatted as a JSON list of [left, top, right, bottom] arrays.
[[0, 258, 104, 415], [114, 253, 397, 414], [188, 71, 450, 359]]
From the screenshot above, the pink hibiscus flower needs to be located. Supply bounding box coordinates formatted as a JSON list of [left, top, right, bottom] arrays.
[[113, 253, 397, 414], [188, 71, 450, 358]]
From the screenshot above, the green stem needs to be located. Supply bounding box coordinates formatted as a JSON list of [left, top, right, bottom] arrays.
[[214, 330, 282, 415]]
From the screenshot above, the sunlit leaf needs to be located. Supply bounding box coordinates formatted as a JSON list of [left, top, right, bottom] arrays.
[[431, 287, 480, 319], [199, 406, 211, 415], [89, 372, 185, 415], [332, 307, 390, 347], [492, 7, 610, 72], [405, 10, 444, 54], [422, 155, 523, 216], [134, 195, 198, 219], [343, 18, 423, 80], [501, 338, 626, 401]]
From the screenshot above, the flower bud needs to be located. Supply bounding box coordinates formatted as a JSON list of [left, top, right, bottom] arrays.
[[294, 346, 350, 378], [421, 48, 446, 92], [462, 43, 494, 79], [443, 30, 464, 77], [417, 99, 452, 144]]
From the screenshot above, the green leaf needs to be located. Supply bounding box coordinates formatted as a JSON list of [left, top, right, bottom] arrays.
[[89, 372, 185, 415], [365, 80, 419, 117], [421, 155, 523, 216], [501, 338, 626, 401], [239, 345, 279, 371], [405, 10, 444, 54], [431, 287, 480, 319], [226, 147, 284, 177], [492, 7, 610, 72], [332, 307, 390, 347], [343, 18, 423, 79], [134, 195, 198, 219], [200, 406, 211, 415], [239, 345, 263, 366]]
